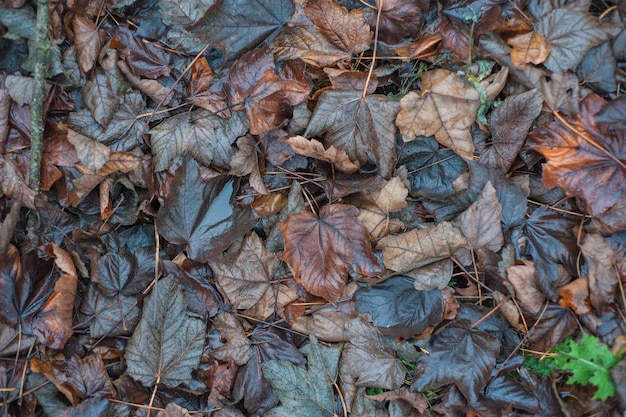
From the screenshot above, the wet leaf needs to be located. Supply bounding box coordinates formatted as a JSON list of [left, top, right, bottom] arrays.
[[505, 261, 546, 314], [375, 0, 427, 45], [161, 259, 221, 319], [411, 319, 500, 402], [305, 89, 399, 178], [534, 2, 610, 73], [212, 312, 252, 365], [72, 14, 102, 74], [580, 234, 617, 313], [190, 0, 295, 61], [83, 71, 118, 129], [125, 275, 205, 387], [396, 67, 508, 159], [479, 89, 543, 173], [577, 41, 617, 95], [156, 157, 257, 263], [79, 284, 140, 337], [279, 204, 383, 304], [210, 232, 279, 310], [149, 109, 248, 172], [527, 93, 626, 231], [159, 0, 214, 26], [355, 276, 448, 338], [261, 336, 341, 417], [111, 25, 171, 80]]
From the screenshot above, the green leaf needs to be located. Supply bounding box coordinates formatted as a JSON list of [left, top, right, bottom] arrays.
[[125, 275, 205, 388], [261, 336, 341, 417]]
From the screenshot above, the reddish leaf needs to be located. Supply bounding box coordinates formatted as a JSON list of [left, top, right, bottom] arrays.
[[110, 26, 171, 79], [527, 94, 626, 231], [279, 204, 383, 304], [305, 0, 371, 57]]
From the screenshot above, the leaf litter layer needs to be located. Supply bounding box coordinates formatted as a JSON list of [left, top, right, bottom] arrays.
[[0, 0, 626, 416]]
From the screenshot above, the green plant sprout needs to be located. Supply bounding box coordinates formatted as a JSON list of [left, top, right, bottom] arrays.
[[524, 333, 623, 400]]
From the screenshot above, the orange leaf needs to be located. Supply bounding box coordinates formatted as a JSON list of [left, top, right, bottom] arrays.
[[507, 31, 551, 67]]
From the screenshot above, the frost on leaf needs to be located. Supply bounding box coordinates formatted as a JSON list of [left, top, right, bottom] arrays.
[[125, 275, 205, 388]]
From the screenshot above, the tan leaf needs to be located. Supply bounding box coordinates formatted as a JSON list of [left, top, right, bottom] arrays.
[[274, 25, 352, 67], [505, 261, 545, 314], [117, 60, 175, 105], [378, 222, 468, 273], [396, 67, 508, 159], [453, 181, 504, 253], [558, 276, 591, 315], [305, 0, 371, 57], [230, 135, 268, 195], [507, 31, 551, 67], [212, 312, 252, 365], [287, 135, 360, 173], [210, 233, 280, 310], [72, 14, 102, 74], [242, 283, 298, 321], [0, 156, 36, 209], [67, 129, 110, 172]]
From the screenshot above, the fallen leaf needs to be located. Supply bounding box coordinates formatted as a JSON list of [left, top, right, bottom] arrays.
[[526, 304, 576, 351], [505, 261, 546, 314], [83, 71, 118, 129], [507, 31, 551, 67], [411, 319, 500, 403], [534, 2, 610, 73], [212, 312, 252, 365], [125, 275, 205, 387], [161, 259, 221, 319], [261, 336, 341, 417], [580, 234, 617, 313], [378, 221, 468, 273], [110, 25, 171, 79], [396, 67, 508, 159], [374, 0, 427, 45], [287, 135, 360, 173], [453, 181, 504, 257], [305, 0, 371, 57], [479, 89, 543, 174], [355, 276, 448, 338], [210, 232, 279, 310], [280, 204, 383, 304], [577, 41, 617, 95], [229, 135, 268, 195], [190, 0, 295, 61], [527, 94, 626, 232], [149, 109, 248, 171], [558, 276, 591, 315], [305, 89, 399, 178], [72, 14, 102, 74], [156, 157, 257, 263]]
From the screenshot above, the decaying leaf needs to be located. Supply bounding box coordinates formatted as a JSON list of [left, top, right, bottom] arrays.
[[527, 94, 626, 232], [305, 89, 399, 179], [280, 204, 382, 304], [507, 31, 551, 67], [156, 157, 257, 263], [287, 135, 359, 173], [379, 221, 468, 273], [396, 67, 508, 159], [125, 275, 205, 387]]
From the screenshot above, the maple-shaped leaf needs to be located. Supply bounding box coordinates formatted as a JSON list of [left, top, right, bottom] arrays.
[[261, 336, 341, 417], [72, 14, 102, 74], [159, 0, 213, 26], [279, 204, 383, 304], [212, 312, 252, 365], [453, 181, 504, 256], [396, 67, 507, 159], [527, 94, 626, 231], [161, 259, 221, 319], [305, 89, 399, 178], [190, 0, 294, 61], [125, 275, 205, 388], [209, 232, 280, 310], [355, 276, 448, 338], [411, 319, 500, 403], [273, 25, 356, 67], [304, 0, 371, 56], [79, 283, 140, 337], [149, 109, 248, 171], [479, 89, 543, 173], [156, 157, 257, 263], [374, 0, 427, 45], [224, 46, 311, 134], [233, 328, 305, 415], [533, 2, 610, 73], [378, 221, 468, 273]]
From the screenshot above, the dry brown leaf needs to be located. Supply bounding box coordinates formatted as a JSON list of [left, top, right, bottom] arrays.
[[507, 31, 551, 67], [72, 14, 102, 74], [378, 222, 468, 273], [558, 276, 591, 315], [396, 67, 508, 159], [287, 135, 360, 173], [505, 261, 546, 314], [212, 312, 252, 365], [230, 135, 268, 195]]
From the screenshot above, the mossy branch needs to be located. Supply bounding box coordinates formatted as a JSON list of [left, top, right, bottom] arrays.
[[28, 0, 50, 192]]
